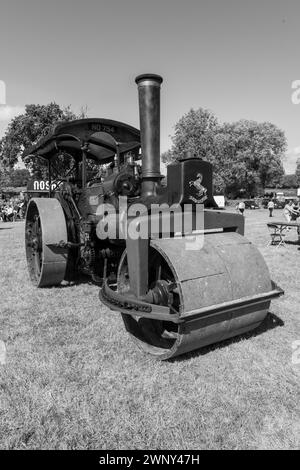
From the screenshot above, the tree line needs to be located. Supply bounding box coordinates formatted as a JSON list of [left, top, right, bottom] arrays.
[[0, 103, 299, 197], [162, 108, 299, 197], [0, 102, 84, 188]]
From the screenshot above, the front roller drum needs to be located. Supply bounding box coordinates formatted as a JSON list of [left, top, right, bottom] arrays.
[[25, 198, 68, 287], [116, 232, 283, 360]]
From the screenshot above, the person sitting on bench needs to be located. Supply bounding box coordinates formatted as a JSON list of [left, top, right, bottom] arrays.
[[291, 201, 300, 221], [283, 200, 299, 222]]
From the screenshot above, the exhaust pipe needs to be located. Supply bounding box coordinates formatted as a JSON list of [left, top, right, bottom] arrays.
[[135, 73, 163, 197]]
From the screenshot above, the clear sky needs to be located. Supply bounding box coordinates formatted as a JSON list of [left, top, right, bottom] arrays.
[[0, 0, 299, 172]]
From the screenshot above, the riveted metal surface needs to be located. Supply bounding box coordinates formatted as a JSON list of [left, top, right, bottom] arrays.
[[123, 231, 273, 359], [214, 241, 271, 298], [151, 232, 271, 311]]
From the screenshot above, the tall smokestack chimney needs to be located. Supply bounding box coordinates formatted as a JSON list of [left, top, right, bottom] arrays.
[[135, 73, 163, 197]]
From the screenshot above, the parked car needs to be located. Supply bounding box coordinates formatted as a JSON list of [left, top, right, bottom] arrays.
[[244, 199, 260, 209]]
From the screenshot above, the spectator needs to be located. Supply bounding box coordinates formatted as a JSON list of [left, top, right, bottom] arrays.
[[291, 201, 300, 218], [283, 200, 299, 222], [0, 196, 26, 221], [268, 199, 274, 217], [0, 204, 6, 222], [6, 205, 14, 222], [238, 201, 245, 215]]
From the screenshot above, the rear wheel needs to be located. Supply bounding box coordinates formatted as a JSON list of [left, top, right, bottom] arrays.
[[25, 198, 68, 287]]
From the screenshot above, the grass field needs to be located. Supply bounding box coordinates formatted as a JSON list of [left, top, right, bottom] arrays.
[[0, 208, 299, 450]]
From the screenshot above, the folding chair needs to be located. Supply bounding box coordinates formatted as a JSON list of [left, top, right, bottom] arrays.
[[267, 223, 287, 248]]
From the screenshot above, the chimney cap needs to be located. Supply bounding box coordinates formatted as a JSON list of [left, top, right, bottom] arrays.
[[135, 74, 163, 85]]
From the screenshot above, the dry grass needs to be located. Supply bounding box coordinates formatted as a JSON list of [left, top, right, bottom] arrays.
[[0, 208, 299, 449]]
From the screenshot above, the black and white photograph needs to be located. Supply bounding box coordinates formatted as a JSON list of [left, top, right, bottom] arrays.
[[0, 0, 299, 455]]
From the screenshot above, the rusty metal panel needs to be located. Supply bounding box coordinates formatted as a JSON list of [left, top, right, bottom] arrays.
[[204, 231, 249, 246], [151, 236, 227, 281], [180, 273, 232, 311], [215, 242, 271, 297], [151, 231, 271, 314]]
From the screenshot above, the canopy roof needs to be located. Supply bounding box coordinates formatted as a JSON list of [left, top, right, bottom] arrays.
[[23, 118, 141, 164]]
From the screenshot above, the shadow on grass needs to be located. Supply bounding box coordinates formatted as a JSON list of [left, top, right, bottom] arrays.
[[0, 227, 12, 230], [39, 273, 102, 289], [284, 240, 300, 246], [36, 273, 103, 290], [170, 312, 285, 362]]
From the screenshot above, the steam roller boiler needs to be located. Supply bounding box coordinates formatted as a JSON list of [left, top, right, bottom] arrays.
[[24, 73, 283, 360]]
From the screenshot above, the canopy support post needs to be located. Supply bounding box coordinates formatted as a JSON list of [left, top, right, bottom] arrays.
[[48, 159, 52, 198], [81, 142, 88, 189]]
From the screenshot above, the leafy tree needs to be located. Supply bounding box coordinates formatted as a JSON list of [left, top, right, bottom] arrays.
[[215, 120, 285, 192], [170, 108, 218, 162], [282, 174, 298, 188], [164, 110, 286, 196], [161, 149, 174, 165], [9, 168, 31, 187], [0, 165, 10, 188], [161, 107, 222, 189], [0, 103, 85, 178], [0, 166, 31, 190]]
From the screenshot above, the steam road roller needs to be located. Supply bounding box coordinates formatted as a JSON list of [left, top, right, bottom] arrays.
[[24, 74, 283, 359]]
